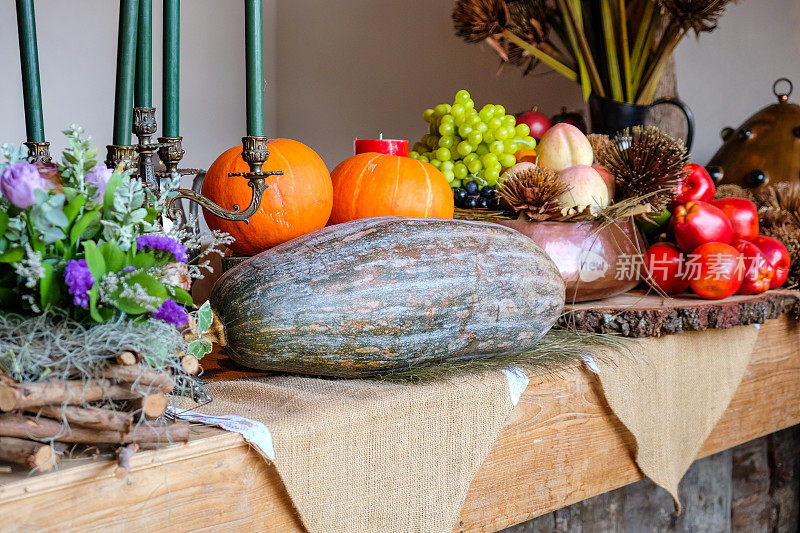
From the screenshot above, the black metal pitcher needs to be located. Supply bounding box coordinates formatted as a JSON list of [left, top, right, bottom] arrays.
[[588, 94, 695, 150]]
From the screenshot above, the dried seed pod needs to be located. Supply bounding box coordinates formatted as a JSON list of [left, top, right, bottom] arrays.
[[498, 164, 568, 221]]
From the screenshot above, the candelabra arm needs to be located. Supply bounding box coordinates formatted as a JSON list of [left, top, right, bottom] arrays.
[[164, 172, 280, 224], [164, 136, 279, 224]]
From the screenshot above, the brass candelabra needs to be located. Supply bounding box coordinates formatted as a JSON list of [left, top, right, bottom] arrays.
[[100, 105, 279, 227]]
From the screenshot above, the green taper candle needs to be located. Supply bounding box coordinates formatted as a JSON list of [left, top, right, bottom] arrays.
[[113, 0, 138, 146], [15, 0, 45, 143], [134, 0, 152, 108], [244, 0, 264, 137], [163, 0, 180, 137]]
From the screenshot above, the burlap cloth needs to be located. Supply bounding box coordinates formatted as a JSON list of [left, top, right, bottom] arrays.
[[172, 368, 528, 533], [591, 324, 760, 509], [172, 325, 759, 531]]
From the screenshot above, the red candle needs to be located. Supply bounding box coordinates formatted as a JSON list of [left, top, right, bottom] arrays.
[[354, 137, 409, 157]]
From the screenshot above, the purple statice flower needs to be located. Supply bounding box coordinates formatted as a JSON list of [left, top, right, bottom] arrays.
[[85, 163, 113, 200], [121, 266, 136, 272], [136, 235, 188, 263], [0, 161, 51, 208], [151, 298, 188, 327], [64, 259, 95, 307]]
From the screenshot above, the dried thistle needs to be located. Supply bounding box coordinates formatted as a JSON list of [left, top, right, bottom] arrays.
[[598, 126, 688, 211], [658, 0, 734, 34], [453, 0, 509, 43], [587, 134, 612, 163], [504, 0, 552, 73], [497, 165, 568, 221], [755, 181, 800, 230], [714, 183, 754, 201]]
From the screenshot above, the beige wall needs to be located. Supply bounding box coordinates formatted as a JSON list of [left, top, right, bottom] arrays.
[[674, 0, 800, 164], [0, 0, 797, 170], [0, 0, 277, 171], [275, 0, 582, 168]]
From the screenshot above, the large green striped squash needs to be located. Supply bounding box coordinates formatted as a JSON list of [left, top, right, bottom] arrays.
[[210, 217, 565, 377]]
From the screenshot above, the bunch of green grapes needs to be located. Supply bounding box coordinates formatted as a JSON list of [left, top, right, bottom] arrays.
[[409, 90, 536, 188]]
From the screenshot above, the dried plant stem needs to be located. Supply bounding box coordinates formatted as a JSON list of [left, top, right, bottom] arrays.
[[180, 354, 201, 376], [484, 36, 509, 61], [557, 0, 605, 97], [0, 436, 59, 471], [568, 0, 592, 100], [617, 0, 633, 102], [636, 23, 685, 104], [100, 365, 175, 394], [131, 393, 169, 419], [0, 414, 190, 444], [601, 0, 623, 101], [501, 30, 577, 81], [632, 16, 658, 92], [115, 350, 140, 366], [630, 0, 655, 83], [0, 379, 139, 411], [31, 405, 134, 433]]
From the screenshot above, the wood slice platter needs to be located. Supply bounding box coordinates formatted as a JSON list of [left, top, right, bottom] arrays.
[[562, 289, 800, 337]]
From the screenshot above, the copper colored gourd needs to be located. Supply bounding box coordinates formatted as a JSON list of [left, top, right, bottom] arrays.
[[708, 78, 800, 190]]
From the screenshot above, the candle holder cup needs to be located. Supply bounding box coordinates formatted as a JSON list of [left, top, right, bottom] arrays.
[[157, 136, 185, 175], [24, 141, 51, 163], [105, 144, 137, 171], [164, 135, 282, 225]]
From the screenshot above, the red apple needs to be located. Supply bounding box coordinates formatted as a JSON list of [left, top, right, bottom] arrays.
[[688, 242, 744, 300], [645, 242, 689, 294], [551, 107, 587, 133], [732, 240, 774, 295], [671, 164, 715, 208], [750, 235, 791, 289], [515, 109, 552, 140], [711, 197, 759, 241], [671, 201, 734, 252]]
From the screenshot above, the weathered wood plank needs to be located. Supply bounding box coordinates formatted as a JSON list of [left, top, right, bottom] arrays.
[[0, 316, 796, 532], [456, 315, 800, 531], [506, 426, 800, 533]]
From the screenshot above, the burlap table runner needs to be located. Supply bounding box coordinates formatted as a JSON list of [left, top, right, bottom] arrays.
[[172, 325, 759, 530], [591, 324, 760, 509], [172, 368, 528, 533]]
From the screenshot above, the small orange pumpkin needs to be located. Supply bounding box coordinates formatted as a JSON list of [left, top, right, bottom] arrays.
[[329, 153, 454, 224], [202, 139, 332, 255], [514, 149, 537, 164]]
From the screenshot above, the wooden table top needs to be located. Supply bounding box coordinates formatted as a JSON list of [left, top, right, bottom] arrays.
[[0, 314, 797, 532]]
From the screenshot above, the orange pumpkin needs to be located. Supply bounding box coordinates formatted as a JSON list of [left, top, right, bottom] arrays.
[[329, 153, 454, 224], [514, 149, 537, 164], [202, 139, 332, 255]]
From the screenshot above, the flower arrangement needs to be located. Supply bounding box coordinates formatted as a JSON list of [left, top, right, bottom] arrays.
[[0, 126, 232, 333], [452, 0, 734, 104]]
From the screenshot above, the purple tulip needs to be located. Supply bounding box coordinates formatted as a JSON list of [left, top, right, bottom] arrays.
[[0, 161, 50, 208]]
